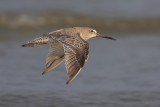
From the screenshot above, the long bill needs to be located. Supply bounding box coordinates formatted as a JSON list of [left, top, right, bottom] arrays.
[[96, 33, 116, 40]]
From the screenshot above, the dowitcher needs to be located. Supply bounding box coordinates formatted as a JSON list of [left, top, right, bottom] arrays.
[[22, 27, 115, 84]]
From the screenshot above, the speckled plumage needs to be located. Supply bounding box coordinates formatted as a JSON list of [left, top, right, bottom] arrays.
[[22, 27, 115, 84]]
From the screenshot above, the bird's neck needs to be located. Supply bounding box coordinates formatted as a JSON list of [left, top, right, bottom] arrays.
[[80, 34, 94, 41]]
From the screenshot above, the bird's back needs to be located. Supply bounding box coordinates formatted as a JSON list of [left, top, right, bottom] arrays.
[[26, 27, 86, 45]]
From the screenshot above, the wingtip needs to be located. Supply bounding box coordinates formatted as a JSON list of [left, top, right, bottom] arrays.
[[42, 71, 46, 75], [66, 80, 71, 85]]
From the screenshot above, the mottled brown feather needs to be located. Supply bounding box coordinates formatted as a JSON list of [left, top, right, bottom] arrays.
[[42, 39, 65, 75], [55, 34, 89, 84]]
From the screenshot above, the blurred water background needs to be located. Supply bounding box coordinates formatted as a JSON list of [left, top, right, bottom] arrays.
[[0, 0, 160, 107]]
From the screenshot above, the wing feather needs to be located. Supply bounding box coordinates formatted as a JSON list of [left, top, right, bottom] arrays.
[[50, 33, 89, 84], [42, 40, 65, 75], [62, 35, 89, 84]]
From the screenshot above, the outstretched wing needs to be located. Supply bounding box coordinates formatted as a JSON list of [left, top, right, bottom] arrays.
[[64, 44, 89, 84], [52, 33, 89, 84], [42, 39, 65, 75]]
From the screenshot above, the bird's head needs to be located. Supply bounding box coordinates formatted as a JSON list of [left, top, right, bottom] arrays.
[[80, 27, 116, 40]]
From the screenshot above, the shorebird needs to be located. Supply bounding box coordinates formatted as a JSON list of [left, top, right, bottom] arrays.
[[22, 27, 115, 84]]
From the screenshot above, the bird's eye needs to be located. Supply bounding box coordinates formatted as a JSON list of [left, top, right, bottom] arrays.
[[91, 30, 94, 32]]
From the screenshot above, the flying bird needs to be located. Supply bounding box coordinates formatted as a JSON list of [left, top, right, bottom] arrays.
[[22, 27, 115, 84]]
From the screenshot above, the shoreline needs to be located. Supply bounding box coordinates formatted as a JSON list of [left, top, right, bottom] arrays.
[[0, 12, 160, 32]]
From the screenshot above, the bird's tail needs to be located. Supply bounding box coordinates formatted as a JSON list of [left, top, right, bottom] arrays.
[[22, 42, 47, 47], [22, 34, 49, 47]]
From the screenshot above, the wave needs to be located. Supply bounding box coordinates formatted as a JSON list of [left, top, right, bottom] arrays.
[[0, 12, 160, 32]]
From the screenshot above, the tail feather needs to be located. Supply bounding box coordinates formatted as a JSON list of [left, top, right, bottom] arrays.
[[28, 34, 49, 44], [22, 34, 49, 47], [22, 42, 47, 47]]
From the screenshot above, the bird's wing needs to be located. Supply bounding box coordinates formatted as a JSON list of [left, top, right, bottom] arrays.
[[52, 33, 89, 84], [42, 39, 65, 75]]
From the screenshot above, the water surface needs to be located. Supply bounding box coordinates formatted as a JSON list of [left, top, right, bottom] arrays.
[[0, 0, 160, 18], [0, 30, 160, 107]]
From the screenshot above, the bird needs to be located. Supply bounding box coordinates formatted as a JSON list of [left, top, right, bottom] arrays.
[[22, 27, 116, 84]]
